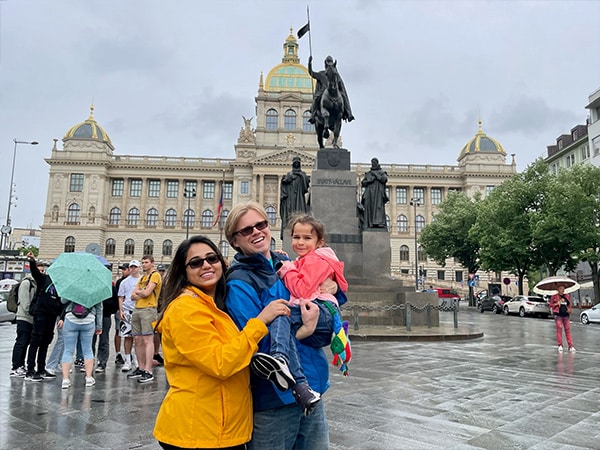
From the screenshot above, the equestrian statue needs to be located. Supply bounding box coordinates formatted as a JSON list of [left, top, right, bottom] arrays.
[[308, 55, 355, 149]]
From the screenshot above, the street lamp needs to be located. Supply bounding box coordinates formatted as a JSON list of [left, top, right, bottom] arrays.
[[183, 187, 196, 240], [2, 139, 38, 250], [410, 197, 422, 290]]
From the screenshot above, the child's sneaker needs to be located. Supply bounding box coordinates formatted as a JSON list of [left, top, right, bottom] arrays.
[[569, 346, 576, 353], [292, 383, 321, 416], [558, 345, 563, 353], [250, 353, 295, 391]]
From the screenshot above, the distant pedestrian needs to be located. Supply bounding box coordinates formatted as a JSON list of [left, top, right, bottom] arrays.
[[9, 265, 41, 377], [118, 260, 141, 372], [113, 263, 130, 365], [549, 284, 575, 353]]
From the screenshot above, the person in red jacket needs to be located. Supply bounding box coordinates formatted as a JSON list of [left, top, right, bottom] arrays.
[[549, 284, 575, 353], [251, 214, 349, 415]]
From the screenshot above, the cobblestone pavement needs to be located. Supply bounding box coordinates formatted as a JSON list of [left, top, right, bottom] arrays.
[[1, 306, 599, 449]]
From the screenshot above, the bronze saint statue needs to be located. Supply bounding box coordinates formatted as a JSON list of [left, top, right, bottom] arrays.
[[360, 158, 389, 230], [308, 55, 354, 149], [280, 157, 310, 239]]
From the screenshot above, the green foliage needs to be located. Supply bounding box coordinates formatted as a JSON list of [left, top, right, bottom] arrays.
[[419, 191, 481, 273], [18, 245, 38, 257]]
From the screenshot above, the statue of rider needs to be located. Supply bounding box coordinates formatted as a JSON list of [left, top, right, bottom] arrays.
[[308, 55, 355, 124]]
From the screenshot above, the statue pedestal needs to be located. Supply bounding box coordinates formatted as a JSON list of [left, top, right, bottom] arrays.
[[310, 149, 362, 279], [362, 229, 391, 279]]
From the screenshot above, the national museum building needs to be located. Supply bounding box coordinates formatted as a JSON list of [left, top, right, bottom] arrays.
[[39, 30, 516, 286]]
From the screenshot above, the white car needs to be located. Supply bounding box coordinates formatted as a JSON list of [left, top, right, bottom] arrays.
[[0, 279, 18, 323], [503, 295, 550, 318], [580, 304, 600, 324]]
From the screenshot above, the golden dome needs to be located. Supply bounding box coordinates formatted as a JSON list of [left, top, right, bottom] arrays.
[[64, 105, 113, 145], [459, 118, 506, 159], [264, 28, 313, 93]]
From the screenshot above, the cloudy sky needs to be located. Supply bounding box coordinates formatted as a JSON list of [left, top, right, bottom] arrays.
[[1, 0, 599, 230]]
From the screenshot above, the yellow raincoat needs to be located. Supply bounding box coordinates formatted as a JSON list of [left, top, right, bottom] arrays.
[[153, 286, 268, 448]]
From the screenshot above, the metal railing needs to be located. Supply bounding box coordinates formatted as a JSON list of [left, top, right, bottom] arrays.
[[343, 300, 459, 331]]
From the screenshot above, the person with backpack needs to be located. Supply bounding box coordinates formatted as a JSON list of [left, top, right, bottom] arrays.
[[25, 252, 63, 382], [9, 261, 44, 377]]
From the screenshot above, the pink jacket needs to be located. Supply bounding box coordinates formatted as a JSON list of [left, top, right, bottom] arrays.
[[278, 247, 348, 306]]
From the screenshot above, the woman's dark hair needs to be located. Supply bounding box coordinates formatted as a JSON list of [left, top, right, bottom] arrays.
[[156, 235, 227, 328]]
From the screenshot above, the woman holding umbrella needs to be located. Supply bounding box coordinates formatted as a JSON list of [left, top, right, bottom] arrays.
[[549, 284, 576, 353]]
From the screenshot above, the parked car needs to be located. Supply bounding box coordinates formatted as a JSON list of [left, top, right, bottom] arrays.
[[0, 288, 17, 323], [503, 295, 550, 318], [580, 304, 600, 324], [478, 295, 512, 314]]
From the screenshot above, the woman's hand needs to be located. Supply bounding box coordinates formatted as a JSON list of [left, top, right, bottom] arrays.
[[95, 329, 102, 335], [318, 278, 338, 295], [296, 300, 319, 340], [57, 319, 64, 329], [257, 299, 290, 326]]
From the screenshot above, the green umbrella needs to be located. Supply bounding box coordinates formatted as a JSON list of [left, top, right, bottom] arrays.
[[47, 252, 112, 308]]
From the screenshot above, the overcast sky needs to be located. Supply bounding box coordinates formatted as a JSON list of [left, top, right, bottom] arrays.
[[1, 0, 599, 230]]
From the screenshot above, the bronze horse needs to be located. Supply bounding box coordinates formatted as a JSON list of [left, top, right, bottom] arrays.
[[315, 64, 344, 149]]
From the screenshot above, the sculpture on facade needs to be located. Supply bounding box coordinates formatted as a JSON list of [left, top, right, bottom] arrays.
[[308, 55, 354, 149], [360, 158, 389, 230], [280, 157, 310, 239]]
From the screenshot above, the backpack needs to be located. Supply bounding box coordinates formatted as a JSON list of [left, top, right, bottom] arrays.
[[72, 303, 91, 319], [6, 279, 34, 313], [30, 282, 61, 317]]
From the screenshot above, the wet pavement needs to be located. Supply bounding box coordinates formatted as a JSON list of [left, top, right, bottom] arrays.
[[1, 306, 600, 449]]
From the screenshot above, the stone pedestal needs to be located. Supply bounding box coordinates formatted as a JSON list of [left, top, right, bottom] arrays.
[[310, 149, 362, 279], [362, 229, 392, 279]]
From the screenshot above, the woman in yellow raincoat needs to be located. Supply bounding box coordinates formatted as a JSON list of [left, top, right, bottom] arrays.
[[153, 235, 289, 450]]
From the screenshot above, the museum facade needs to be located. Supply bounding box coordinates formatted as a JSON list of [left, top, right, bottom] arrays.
[[39, 30, 516, 287]]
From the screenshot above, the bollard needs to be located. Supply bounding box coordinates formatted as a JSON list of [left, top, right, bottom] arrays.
[[406, 303, 412, 332], [453, 300, 459, 329], [353, 306, 359, 331], [426, 303, 432, 328]]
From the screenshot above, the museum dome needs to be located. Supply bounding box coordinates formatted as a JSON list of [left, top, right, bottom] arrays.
[[458, 119, 506, 159], [63, 105, 113, 145], [264, 28, 313, 93]]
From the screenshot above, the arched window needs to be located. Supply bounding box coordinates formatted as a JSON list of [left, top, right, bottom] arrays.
[[416, 215, 425, 232], [184, 209, 195, 228], [109, 207, 121, 225], [266, 109, 278, 130], [64, 236, 75, 253], [270, 238, 276, 252], [146, 208, 158, 226], [284, 109, 296, 130], [266, 206, 277, 226], [165, 208, 177, 227], [124, 239, 135, 256], [202, 209, 214, 228], [143, 239, 154, 255], [303, 111, 314, 131], [105, 238, 116, 256], [128, 207, 140, 226], [418, 246, 426, 262], [67, 203, 80, 223], [162, 240, 173, 256], [220, 240, 230, 258], [399, 245, 409, 261], [397, 215, 408, 232]]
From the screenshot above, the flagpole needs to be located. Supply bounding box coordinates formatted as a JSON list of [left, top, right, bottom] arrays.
[[307, 5, 312, 60]]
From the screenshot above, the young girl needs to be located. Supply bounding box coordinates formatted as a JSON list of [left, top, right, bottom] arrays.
[[251, 214, 349, 415]]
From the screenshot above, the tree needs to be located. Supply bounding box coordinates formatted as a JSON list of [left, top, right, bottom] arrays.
[[470, 160, 551, 294], [419, 191, 481, 305], [556, 164, 600, 303]]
